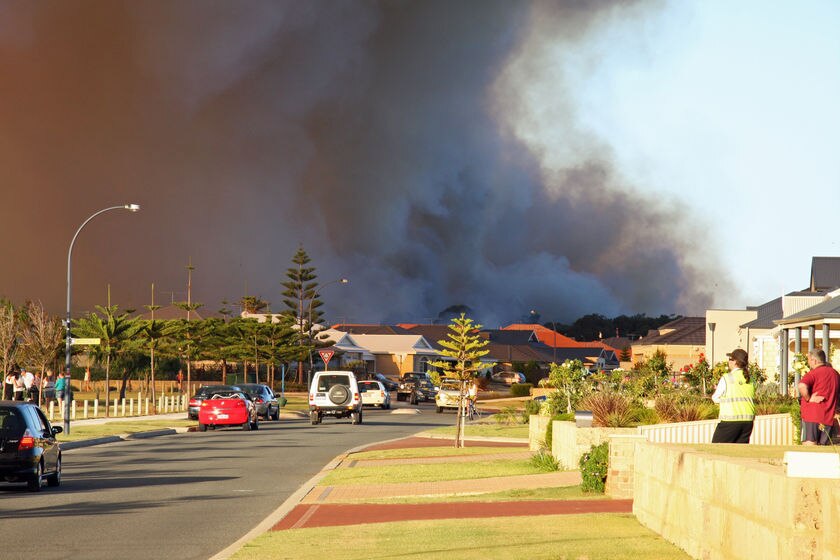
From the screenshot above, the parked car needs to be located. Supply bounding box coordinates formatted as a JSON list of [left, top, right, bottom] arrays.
[[371, 373, 399, 392], [188, 385, 243, 419], [197, 391, 259, 431], [397, 372, 437, 404], [0, 401, 62, 492], [358, 380, 391, 409], [308, 371, 363, 425], [434, 379, 462, 413], [491, 371, 526, 385], [238, 383, 280, 420]]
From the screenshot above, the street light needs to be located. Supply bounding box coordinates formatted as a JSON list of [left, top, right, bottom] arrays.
[[307, 278, 349, 386], [65, 204, 140, 434]]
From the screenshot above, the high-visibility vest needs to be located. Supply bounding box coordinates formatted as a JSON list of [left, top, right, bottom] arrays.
[[719, 369, 755, 422]]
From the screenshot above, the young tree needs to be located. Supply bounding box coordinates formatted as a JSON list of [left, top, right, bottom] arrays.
[[19, 300, 63, 405], [0, 301, 21, 400], [239, 296, 268, 315], [429, 314, 494, 448], [281, 246, 320, 384], [548, 359, 591, 414]]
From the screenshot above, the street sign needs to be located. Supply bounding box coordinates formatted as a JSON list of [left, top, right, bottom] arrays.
[[318, 349, 335, 366], [71, 338, 101, 345]]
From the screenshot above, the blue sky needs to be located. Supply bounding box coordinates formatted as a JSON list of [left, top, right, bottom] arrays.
[[499, 0, 840, 309]]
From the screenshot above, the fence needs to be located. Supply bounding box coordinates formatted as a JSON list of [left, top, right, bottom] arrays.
[[45, 394, 189, 422], [636, 413, 794, 445]]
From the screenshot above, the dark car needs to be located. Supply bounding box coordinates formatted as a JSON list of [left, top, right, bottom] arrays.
[[371, 373, 399, 392], [238, 383, 280, 420], [397, 372, 437, 404], [0, 401, 62, 492], [188, 385, 243, 419]]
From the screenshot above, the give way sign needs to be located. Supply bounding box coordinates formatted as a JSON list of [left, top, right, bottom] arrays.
[[318, 349, 335, 366]]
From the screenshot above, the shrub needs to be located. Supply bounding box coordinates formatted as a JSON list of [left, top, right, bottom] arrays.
[[580, 391, 632, 427], [510, 383, 533, 397], [632, 406, 659, 425], [494, 406, 522, 425], [579, 442, 609, 493], [531, 450, 559, 472], [545, 413, 575, 444], [522, 399, 543, 423]]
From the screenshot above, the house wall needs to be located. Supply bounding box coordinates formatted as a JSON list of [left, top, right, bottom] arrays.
[[705, 309, 757, 366], [630, 343, 703, 371]]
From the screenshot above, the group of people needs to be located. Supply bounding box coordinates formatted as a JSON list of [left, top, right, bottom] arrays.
[[2, 366, 68, 410], [711, 347, 840, 445]]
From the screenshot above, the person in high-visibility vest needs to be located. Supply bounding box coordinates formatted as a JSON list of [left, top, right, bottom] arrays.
[[711, 348, 755, 443]]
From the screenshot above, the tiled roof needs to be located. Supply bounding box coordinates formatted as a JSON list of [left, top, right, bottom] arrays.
[[330, 324, 411, 335], [633, 316, 705, 346], [502, 324, 584, 348], [740, 297, 782, 329]]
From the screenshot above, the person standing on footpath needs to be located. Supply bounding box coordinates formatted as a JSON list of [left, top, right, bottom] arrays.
[[711, 348, 756, 443], [42, 370, 56, 407], [798, 348, 840, 445], [54, 371, 67, 413]]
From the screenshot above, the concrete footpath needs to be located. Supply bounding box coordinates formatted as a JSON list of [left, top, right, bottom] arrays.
[[270, 435, 632, 531]]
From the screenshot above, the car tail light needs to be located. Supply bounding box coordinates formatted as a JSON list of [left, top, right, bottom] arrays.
[[254, 398, 264, 404], [236, 400, 245, 407], [19, 432, 35, 450], [189, 398, 200, 407], [380, 391, 385, 398], [309, 394, 315, 402]]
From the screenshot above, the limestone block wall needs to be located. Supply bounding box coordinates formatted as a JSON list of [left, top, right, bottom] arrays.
[[633, 442, 840, 560], [604, 434, 646, 499], [636, 413, 794, 445], [551, 421, 635, 470], [528, 415, 551, 451]]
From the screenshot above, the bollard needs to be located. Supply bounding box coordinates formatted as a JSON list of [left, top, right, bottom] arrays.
[[113, 398, 118, 417], [71, 400, 77, 420], [158, 395, 163, 414], [129, 398, 134, 416], [145, 398, 149, 416], [83, 400, 89, 419], [121, 398, 126, 417], [94, 400, 99, 418], [49, 401, 54, 420]]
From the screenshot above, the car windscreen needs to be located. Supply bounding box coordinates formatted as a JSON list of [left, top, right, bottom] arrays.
[[316, 375, 351, 391], [0, 408, 25, 438]]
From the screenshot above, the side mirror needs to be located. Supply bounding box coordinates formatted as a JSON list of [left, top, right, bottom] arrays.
[[52, 426, 63, 435]]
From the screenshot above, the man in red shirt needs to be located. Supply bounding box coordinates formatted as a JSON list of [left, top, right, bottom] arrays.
[[798, 348, 840, 445]]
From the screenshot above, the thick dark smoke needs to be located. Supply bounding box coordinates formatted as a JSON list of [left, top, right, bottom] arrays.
[[0, 0, 727, 325]]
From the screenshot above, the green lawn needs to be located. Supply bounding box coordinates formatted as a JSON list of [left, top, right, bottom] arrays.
[[350, 446, 526, 461], [321, 458, 546, 486], [231, 514, 691, 560], [55, 419, 195, 442], [424, 423, 529, 439], [328, 485, 605, 504]]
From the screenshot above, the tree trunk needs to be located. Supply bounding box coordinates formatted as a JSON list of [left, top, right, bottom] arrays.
[[104, 354, 111, 418], [221, 359, 227, 385], [119, 369, 129, 401], [150, 346, 157, 414]]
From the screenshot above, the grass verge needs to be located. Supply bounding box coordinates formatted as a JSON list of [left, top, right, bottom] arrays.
[[350, 446, 527, 461], [323, 485, 602, 504], [231, 513, 691, 560], [320, 458, 544, 486], [424, 423, 529, 439], [56, 419, 195, 442]]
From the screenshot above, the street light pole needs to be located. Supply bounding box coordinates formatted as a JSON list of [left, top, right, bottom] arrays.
[[306, 278, 349, 386], [65, 204, 140, 434]]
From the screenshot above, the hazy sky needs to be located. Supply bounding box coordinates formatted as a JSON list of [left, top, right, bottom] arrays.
[[1, 1, 837, 326]]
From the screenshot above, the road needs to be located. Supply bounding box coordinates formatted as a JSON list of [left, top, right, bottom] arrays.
[[0, 403, 451, 560]]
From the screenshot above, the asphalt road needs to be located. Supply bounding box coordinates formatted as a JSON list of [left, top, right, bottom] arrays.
[[0, 403, 451, 560]]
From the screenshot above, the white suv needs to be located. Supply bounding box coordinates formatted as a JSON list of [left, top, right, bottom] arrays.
[[308, 371, 363, 425]]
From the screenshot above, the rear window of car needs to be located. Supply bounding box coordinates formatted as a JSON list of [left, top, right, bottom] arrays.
[[316, 375, 352, 391], [358, 382, 377, 391], [0, 407, 25, 438]]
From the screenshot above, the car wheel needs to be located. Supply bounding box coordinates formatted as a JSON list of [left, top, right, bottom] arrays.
[[310, 411, 319, 425], [436, 406, 442, 413], [272, 407, 280, 421], [396, 393, 406, 401], [27, 462, 43, 492], [198, 423, 207, 432], [242, 420, 252, 431], [328, 385, 351, 405], [351, 409, 362, 425], [410, 392, 418, 405], [47, 457, 61, 487]]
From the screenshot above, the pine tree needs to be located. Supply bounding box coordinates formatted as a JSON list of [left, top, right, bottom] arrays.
[[430, 314, 494, 448], [281, 246, 320, 384]]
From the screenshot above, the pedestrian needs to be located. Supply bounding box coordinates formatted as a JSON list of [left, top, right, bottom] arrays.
[[42, 370, 56, 407], [12, 368, 26, 401], [55, 371, 67, 413], [798, 348, 840, 445], [3, 369, 15, 399], [711, 348, 755, 443], [22, 369, 37, 402]]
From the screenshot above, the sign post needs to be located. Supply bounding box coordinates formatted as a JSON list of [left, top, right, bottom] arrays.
[[318, 349, 334, 370]]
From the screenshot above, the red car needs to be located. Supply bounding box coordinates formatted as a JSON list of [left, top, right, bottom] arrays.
[[197, 391, 259, 431]]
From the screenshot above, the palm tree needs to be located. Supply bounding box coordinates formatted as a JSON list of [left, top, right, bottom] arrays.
[[137, 319, 166, 413], [74, 305, 141, 417]]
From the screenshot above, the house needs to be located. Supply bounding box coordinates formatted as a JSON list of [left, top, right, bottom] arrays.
[[631, 317, 706, 371], [320, 330, 439, 376]]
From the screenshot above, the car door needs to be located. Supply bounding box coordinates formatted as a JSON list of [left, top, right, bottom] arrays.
[[25, 406, 58, 472]]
